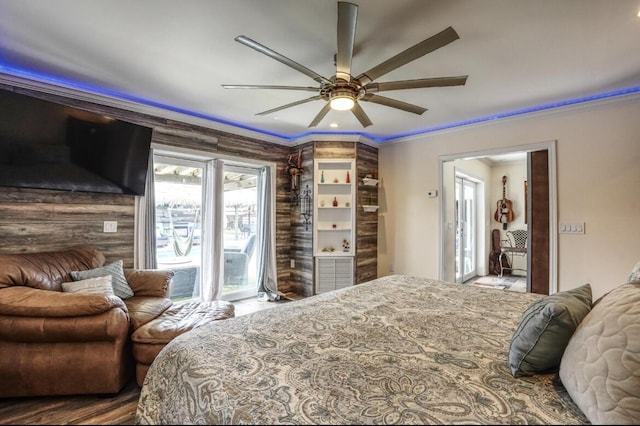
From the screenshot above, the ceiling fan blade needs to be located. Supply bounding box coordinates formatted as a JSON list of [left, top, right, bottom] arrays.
[[366, 76, 468, 92], [235, 35, 332, 85], [361, 93, 427, 115], [351, 103, 373, 127], [222, 84, 319, 92], [256, 95, 323, 116], [336, 1, 358, 82], [356, 26, 460, 85], [308, 103, 332, 127]]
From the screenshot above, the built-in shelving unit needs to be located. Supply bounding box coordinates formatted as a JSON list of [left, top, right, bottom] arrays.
[[313, 158, 355, 293]]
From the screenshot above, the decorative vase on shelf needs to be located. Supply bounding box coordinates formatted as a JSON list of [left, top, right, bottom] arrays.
[[332, 197, 338, 207], [346, 170, 350, 183], [320, 170, 325, 183]]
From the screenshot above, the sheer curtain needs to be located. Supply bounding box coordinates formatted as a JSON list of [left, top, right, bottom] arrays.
[[134, 149, 157, 269], [256, 165, 281, 301], [201, 159, 225, 301]]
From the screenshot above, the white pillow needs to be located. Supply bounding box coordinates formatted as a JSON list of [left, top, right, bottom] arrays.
[[559, 282, 640, 424], [61, 275, 114, 295]]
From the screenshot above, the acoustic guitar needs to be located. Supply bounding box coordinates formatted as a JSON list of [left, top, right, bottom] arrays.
[[494, 175, 515, 224]]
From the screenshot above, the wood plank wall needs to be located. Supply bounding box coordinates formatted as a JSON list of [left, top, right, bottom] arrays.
[[355, 142, 379, 284], [0, 188, 137, 267], [288, 142, 314, 296], [0, 84, 377, 296]]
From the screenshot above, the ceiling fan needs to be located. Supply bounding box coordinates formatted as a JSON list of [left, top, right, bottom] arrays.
[[222, 1, 467, 128]]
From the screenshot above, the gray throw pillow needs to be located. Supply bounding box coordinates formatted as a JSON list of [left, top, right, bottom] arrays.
[[508, 283, 592, 377], [70, 259, 134, 299], [559, 283, 640, 425]]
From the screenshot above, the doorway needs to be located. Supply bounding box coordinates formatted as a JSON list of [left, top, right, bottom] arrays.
[[440, 141, 557, 295]]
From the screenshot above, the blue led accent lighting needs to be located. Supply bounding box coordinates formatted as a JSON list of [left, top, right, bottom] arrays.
[[2, 64, 639, 143], [0, 64, 294, 140], [371, 85, 640, 143]]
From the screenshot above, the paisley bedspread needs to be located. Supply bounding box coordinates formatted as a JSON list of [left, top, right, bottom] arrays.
[[135, 275, 588, 425]]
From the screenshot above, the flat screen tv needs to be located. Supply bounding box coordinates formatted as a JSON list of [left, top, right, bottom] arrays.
[[0, 89, 153, 195]]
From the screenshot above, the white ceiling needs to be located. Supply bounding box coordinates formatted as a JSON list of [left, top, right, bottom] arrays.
[[0, 0, 639, 144]]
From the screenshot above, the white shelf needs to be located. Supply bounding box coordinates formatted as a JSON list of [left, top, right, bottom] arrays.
[[362, 178, 379, 186], [314, 158, 355, 264], [316, 250, 353, 257], [363, 205, 379, 212]]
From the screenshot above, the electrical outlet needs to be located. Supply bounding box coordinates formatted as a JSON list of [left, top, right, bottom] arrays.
[[103, 221, 118, 233], [427, 190, 438, 198]]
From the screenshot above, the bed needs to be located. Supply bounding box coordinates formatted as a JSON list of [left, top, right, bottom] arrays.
[[135, 275, 589, 425]]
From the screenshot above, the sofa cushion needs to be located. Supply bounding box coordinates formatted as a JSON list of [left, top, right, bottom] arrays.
[[125, 269, 174, 298], [0, 285, 126, 318], [130, 300, 235, 387], [0, 247, 105, 291], [62, 275, 114, 295], [509, 283, 592, 377], [125, 296, 173, 331], [559, 283, 640, 425], [71, 260, 134, 299]]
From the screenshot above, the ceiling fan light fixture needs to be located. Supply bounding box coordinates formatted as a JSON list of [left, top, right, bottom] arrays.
[[329, 92, 355, 110], [330, 96, 355, 111]]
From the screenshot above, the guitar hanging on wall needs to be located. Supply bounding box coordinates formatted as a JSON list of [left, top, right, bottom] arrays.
[[494, 175, 515, 230]]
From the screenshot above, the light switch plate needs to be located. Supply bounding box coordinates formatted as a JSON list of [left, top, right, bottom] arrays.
[[103, 221, 118, 233], [559, 222, 585, 234]]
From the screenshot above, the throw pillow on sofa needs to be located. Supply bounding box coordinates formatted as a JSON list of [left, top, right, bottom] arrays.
[[61, 275, 114, 295], [508, 283, 592, 377], [559, 282, 640, 425], [71, 259, 134, 299]]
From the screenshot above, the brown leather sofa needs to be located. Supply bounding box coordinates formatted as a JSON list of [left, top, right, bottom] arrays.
[[0, 247, 174, 397]]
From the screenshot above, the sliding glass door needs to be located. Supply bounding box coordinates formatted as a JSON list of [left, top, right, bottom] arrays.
[[455, 174, 477, 283], [152, 153, 263, 301], [222, 165, 259, 300]]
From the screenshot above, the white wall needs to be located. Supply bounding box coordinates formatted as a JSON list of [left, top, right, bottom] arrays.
[[491, 161, 527, 275], [378, 95, 640, 300]]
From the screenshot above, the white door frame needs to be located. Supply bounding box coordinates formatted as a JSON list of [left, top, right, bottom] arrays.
[[438, 140, 558, 294]]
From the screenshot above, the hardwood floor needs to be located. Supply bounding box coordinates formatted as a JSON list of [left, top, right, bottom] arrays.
[[0, 296, 291, 425], [0, 380, 141, 425]]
